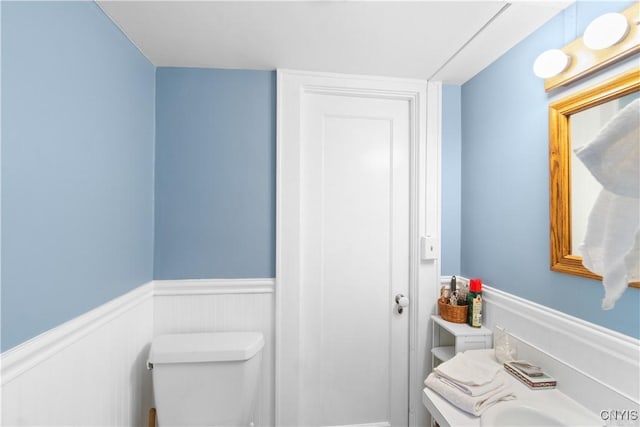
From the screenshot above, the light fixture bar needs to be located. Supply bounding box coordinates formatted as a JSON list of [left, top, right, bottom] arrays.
[[544, 3, 640, 92]]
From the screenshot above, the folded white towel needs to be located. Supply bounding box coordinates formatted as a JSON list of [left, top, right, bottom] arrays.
[[424, 371, 516, 416], [434, 351, 502, 386], [574, 98, 640, 310], [437, 373, 507, 397]]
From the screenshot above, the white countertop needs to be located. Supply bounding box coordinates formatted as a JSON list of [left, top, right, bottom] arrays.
[[422, 349, 603, 427]]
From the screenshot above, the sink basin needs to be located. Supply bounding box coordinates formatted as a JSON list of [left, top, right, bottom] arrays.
[[481, 400, 602, 427], [482, 401, 565, 426]]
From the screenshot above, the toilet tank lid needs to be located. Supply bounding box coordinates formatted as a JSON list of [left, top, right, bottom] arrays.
[[148, 332, 264, 364]]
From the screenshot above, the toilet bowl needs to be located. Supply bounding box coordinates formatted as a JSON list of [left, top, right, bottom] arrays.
[[148, 331, 264, 427]]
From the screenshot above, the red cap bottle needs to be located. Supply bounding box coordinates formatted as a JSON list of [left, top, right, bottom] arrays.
[[469, 278, 482, 292], [468, 278, 483, 327]]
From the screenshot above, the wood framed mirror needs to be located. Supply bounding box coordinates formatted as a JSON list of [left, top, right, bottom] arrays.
[[549, 68, 640, 287]]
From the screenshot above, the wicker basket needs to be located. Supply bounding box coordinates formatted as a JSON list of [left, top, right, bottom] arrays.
[[438, 298, 468, 323]]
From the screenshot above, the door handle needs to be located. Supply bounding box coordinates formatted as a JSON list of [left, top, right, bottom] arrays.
[[395, 294, 409, 314]]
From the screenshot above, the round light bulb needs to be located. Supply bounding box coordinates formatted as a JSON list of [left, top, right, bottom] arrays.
[[533, 49, 570, 79], [583, 13, 629, 50]]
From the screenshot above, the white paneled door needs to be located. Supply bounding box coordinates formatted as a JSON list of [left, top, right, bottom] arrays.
[[278, 70, 431, 427]]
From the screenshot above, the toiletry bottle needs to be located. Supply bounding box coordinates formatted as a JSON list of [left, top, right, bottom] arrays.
[[467, 278, 483, 327]]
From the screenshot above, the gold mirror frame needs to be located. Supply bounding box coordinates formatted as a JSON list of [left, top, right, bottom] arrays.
[[549, 68, 640, 287]]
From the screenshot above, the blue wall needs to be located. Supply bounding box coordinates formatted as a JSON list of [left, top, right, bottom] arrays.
[[441, 85, 462, 276], [1, 1, 155, 351], [154, 68, 276, 279], [460, 1, 640, 338], [3, 0, 637, 352]]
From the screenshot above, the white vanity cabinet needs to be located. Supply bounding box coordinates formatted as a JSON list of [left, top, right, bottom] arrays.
[[431, 315, 493, 367]]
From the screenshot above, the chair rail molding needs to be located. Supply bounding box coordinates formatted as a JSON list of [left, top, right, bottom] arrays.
[[153, 278, 275, 296], [1, 281, 155, 385]]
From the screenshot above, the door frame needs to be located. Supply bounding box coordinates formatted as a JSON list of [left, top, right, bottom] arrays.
[[276, 69, 441, 427]]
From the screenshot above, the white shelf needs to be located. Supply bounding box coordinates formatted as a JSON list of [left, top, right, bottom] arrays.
[[431, 315, 492, 336], [430, 314, 493, 364], [431, 346, 455, 362]]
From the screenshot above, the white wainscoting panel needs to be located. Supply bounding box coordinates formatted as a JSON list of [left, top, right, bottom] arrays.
[[440, 276, 640, 413], [2, 279, 276, 427], [153, 279, 275, 427], [482, 285, 640, 411], [1, 282, 154, 426]]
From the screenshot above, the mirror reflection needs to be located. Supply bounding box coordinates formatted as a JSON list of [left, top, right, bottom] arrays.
[[570, 92, 640, 251], [548, 68, 640, 288]]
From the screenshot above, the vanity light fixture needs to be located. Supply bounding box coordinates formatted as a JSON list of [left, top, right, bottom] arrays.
[[533, 49, 570, 78], [583, 12, 630, 50], [533, 3, 640, 91], [533, 12, 629, 79]]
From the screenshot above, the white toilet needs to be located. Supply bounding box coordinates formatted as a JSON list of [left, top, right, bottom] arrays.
[[148, 331, 264, 427]]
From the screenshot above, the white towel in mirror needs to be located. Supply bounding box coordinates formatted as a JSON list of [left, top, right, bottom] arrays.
[[574, 98, 640, 310]]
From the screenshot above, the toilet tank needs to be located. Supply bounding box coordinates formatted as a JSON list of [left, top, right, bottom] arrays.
[[148, 332, 264, 427]]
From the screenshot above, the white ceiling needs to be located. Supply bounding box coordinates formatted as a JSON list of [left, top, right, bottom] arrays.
[[97, 0, 572, 84]]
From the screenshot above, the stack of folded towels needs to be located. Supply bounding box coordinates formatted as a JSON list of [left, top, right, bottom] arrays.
[[424, 350, 515, 416]]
